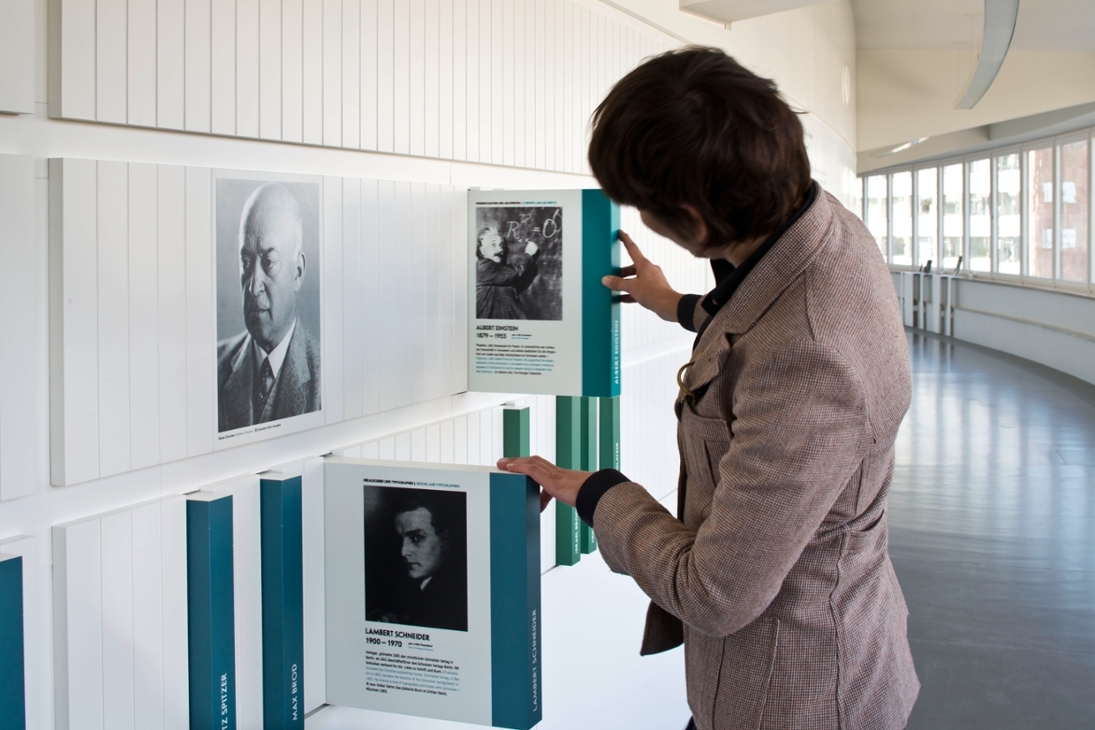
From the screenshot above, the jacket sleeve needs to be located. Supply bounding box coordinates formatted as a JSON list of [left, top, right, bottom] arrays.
[[477, 253, 535, 286], [592, 339, 874, 637]]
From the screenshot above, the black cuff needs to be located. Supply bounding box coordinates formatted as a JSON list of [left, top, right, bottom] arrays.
[[677, 294, 702, 333], [576, 468, 630, 527]]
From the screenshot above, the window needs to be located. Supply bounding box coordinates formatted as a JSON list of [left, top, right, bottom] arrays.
[[942, 164, 963, 271], [1027, 147, 1054, 278], [1060, 139, 1089, 283], [968, 159, 991, 272], [996, 153, 1021, 274], [866, 175, 888, 257], [892, 172, 912, 266], [917, 168, 938, 269]]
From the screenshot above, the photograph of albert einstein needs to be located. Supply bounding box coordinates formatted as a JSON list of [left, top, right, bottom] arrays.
[[215, 178, 322, 433], [475, 206, 563, 321], [364, 487, 468, 633]]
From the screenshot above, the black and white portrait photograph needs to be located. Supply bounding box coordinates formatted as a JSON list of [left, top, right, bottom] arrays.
[[475, 206, 562, 321], [364, 486, 468, 633], [215, 176, 322, 435]]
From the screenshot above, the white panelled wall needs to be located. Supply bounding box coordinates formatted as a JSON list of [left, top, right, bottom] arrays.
[[0, 0, 859, 727]]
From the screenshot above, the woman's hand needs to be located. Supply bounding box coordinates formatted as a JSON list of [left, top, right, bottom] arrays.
[[602, 231, 683, 322], [496, 456, 591, 512], [524, 240, 539, 256]]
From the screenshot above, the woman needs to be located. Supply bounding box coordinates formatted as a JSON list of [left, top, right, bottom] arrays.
[[499, 48, 919, 729]]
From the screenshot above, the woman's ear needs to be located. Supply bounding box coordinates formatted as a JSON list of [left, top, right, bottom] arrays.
[[679, 204, 709, 247]]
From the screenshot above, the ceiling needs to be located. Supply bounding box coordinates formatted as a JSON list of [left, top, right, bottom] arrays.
[[849, 0, 1095, 52]]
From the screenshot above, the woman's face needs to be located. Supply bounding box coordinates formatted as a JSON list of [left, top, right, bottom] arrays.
[[396, 507, 447, 581], [479, 231, 505, 261]]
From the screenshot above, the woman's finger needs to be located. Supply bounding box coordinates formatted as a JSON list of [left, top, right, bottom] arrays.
[[618, 231, 648, 264], [619, 294, 636, 304], [617, 264, 637, 279]]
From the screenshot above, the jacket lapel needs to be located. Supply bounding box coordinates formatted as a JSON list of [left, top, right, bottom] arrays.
[[266, 325, 312, 422], [222, 336, 256, 428]]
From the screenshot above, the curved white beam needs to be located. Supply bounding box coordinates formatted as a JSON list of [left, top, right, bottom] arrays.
[[955, 0, 1021, 109]]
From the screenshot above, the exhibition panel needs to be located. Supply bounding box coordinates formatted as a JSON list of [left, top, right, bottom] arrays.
[[51, 496, 190, 730], [0, 552, 26, 730], [0, 0, 33, 113], [49, 159, 465, 486], [0, 155, 38, 502], [46, 0, 671, 173]]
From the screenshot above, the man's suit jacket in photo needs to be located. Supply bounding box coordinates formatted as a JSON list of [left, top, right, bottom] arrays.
[[217, 322, 321, 432]]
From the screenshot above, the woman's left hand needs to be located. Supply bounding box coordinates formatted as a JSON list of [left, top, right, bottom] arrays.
[[496, 456, 591, 511]]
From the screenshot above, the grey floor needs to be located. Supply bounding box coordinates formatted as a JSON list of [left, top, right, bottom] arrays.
[[893, 333, 1095, 729]]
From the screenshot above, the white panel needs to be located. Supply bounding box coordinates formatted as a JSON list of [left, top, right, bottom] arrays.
[[438, 0, 453, 159], [395, 431, 411, 460], [205, 476, 263, 729], [477, 0, 492, 162], [157, 166, 189, 464], [377, 436, 395, 460], [503, 0, 516, 167], [129, 163, 161, 471], [54, 0, 97, 119], [376, 0, 394, 152], [100, 510, 135, 730], [160, 496, 189, 730], [466, 411, 480, 464], [359, 0, 378, 150], [437, 185, 455, 397], [492, 405, 503, 461], [0, 155, 37, 500], [322, 0, 342, 146], [259, 0, 282, 139], [302, 0, 323, 144], [464, 0, 479, 162], [341, 0, 361, 149], [403, 183, 423, 405], [528, 0, 540, 167], [426, 424, 440, 462], [282, 0, 304, 142], [454, 415, 468, 464], [95, 0, 128, 122], [97, 161, 131, 478], [54, 518, 104, 730], [211, 0, 237, 135], [50, 159, 98, 486], [453, 187, 468, 391], [302, 458, 326, 712], [375, 180, 396, 413], [392, 0, 410, 154], [423, 185, 442, 400], [185, 168, 214, 456], [545, 0, 556, 170], [410, 428, 426, 461], [563, 0, 573, 173], [489, 0, 502, 163], [451, 0, 466, 160], [185, 0, 212, 132], [479, 408, 492, 464], [424, 0, 440, 158], [361, 441, 378, 458], [440, 420, 454, 463], [0, 0, 34, 113], [342, 177, 363, 419], [236, 0, 260, 137], [157, 0, 186, 128], [322, 177, 344, 424], [360, 179, 379, 415], [128, 0, 158, 125], [131, 502, 165, 730]]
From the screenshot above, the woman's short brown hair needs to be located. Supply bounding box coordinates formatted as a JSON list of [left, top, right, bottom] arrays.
[[588, 47, 812, 251]]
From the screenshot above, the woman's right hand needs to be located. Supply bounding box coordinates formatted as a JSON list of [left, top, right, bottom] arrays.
[[602, 231, 684, 323]]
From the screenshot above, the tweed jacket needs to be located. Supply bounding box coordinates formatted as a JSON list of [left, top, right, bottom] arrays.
[[593, 190, 920, 730], [217, 322, 321, 431]]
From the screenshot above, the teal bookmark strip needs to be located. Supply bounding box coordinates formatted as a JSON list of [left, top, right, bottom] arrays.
[[503, 407, 531, 458], [0, 555, 26, 730], [187, 495, 237, 730], [555, 396, 582, 566], [489, 472, 543, 730], [579, 397, 598, 554], [260, 475, 305, 730], [581, 189, 621, 398]]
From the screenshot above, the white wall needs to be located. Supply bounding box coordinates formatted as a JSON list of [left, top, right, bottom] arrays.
[[0, 0, 858, 727]]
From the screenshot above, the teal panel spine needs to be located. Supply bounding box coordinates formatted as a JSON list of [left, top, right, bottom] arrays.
[[555, 396, 582, 566], [260, 476, 305, 729], [0, 555, 26, 730], [579, 397, 598, 554], [489, 473, 543, 730], [503, 408, 531, 458], [187, 495, 237, 730], [581, 189, 621, 398]]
